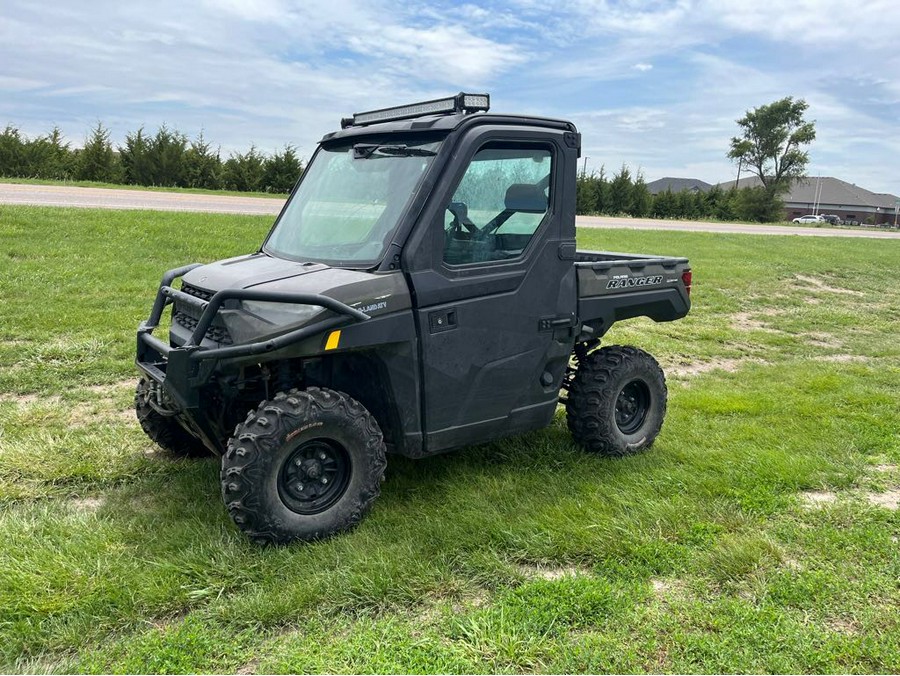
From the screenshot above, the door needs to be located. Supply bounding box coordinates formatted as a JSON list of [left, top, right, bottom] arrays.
[[409, 135, 578, 452]]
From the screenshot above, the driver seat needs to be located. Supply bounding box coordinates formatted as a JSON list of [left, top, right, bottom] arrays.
[[480, 183, 548, 236]]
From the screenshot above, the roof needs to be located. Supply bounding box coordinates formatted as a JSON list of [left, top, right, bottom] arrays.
[[646, 177, 713, 194], [718, 176, 899, 209]]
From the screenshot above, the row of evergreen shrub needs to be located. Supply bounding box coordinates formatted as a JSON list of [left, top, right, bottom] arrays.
[[0, 121, 785, 221], [577, 166, 783, 222], [0, 123, 303, 193]]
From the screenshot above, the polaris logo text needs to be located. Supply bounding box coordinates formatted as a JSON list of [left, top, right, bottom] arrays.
[[606, 275, 663, 289]]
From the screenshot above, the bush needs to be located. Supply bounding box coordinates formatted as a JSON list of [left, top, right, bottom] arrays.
[[734, 186, 782, 223]]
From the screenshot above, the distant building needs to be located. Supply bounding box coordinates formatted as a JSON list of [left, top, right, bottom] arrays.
[[646, 177, 712, 195], [649, 173, 899, 224], [719, 176, 899, 225]]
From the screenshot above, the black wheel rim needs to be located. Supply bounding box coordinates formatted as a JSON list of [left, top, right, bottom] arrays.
[[278, 439, 351, 515], [615, 379, 651, 434]]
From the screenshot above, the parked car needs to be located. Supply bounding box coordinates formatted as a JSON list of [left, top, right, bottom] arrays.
[[792, 215, 824, 224], [820, 214, 842, 225]]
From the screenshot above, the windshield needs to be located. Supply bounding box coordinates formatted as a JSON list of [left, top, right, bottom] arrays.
[[264, 140, 440, 265]]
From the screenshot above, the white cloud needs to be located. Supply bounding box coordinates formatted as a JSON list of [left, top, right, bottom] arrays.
[[346, 24, 526, 85], [209, 0, 289, 22], [1, 0, 898, 193]]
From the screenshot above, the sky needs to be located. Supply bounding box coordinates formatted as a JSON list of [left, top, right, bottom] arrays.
[[2, 0, 899, 194]]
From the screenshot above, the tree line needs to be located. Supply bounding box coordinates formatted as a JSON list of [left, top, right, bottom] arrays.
[[0, 122, 303, 193], [576, 165, 783, 222], [3, 95, 812, 221]]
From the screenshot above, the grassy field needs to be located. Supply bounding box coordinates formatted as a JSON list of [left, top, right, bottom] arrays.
[[0, 205, 898, 673]]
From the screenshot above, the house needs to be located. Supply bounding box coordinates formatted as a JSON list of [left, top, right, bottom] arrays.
[[646, 177, 713, 195], [721, 176, 899, 225]]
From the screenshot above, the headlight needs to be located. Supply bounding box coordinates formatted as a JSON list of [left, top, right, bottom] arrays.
[[219, 301, 325, 344]]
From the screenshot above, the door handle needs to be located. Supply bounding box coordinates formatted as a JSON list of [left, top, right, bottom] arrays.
[[538, 315, 575, 331], [428, 309, 458, 334]]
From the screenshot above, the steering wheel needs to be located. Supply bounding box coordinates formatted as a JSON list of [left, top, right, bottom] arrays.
[[446, 202, 478, 239]]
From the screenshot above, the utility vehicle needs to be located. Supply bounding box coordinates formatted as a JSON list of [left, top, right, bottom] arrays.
[[135, 93, 692, 544]]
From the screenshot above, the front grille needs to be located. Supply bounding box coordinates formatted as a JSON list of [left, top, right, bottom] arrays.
[[181, 283, 212, 302], [173, 283, 233, 344]]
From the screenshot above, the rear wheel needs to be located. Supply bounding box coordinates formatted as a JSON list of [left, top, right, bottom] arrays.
[[566, 345, 667, 456], [221, 387, 386, 545], [134, 377, 209, 457]]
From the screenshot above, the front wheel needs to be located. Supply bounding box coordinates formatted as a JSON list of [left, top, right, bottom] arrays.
[[221, 387, 386, 545], [566, 345, 667, 457]]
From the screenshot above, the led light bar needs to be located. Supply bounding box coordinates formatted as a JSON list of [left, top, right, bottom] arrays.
[[342, 92, 490, 128]]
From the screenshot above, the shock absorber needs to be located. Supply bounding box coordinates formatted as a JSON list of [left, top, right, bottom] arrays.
[[561, 339, 601, 400]]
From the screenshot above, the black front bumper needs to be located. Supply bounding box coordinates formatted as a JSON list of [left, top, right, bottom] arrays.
[[135, 264, 370, 444]]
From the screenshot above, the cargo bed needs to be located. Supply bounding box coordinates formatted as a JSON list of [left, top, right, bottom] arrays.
[[575, 249, 691, 335]]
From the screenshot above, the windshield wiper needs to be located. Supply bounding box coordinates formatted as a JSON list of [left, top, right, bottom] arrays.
[[352, 144, 437, 159]]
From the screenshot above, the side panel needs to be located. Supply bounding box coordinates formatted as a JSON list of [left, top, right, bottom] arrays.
[[575, 257, 691, 335]]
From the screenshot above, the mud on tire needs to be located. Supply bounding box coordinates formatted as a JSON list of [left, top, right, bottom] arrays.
[[135, 377, 210, 457], [221, 386, 387, 545], [566, 345, 667, 457]]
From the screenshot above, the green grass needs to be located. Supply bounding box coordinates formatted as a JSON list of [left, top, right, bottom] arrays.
[[0, 204, 898, 673], [0, 177, 287, 199]]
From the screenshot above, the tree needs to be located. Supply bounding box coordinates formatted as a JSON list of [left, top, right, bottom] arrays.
[[608, 164, 633, 214], [184, 132, 222, 189], [728, 97, 816, 195], [146, 125, 188, 186], [576, 172, 599, 214], [222, 146, 265, 192], [713, 187, 739, 222], [652, 188, 675, 218], [592, 165, 610, 214], [120, 128, 152, 185], [629, 172, 651, 217], [0, 125, 27, 177], [675, 190, 695, 219], [76, 122, 119, 182], [261, 145, 303, 193], [25, 127, 74, 179]]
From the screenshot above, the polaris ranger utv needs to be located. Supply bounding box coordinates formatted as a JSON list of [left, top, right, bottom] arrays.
[[135, 93, 692, 544]]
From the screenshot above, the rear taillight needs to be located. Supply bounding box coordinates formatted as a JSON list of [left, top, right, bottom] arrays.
[[681, 270, 692, 296]]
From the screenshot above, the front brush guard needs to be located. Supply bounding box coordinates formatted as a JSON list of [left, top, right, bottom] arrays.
[[136, 263, 370, 415]]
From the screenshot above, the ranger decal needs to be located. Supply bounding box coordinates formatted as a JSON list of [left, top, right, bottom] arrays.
[[606, 275, 664, 290]]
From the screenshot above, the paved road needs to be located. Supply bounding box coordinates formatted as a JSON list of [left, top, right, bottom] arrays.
[[576, 215, 900, 239], [2, 182, 899, 239], [0, 183, 282, 216]]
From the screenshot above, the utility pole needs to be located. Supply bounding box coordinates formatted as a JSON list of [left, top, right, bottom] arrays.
[[581, 156, 589, 178], [813, 175, 822, 215], [733, 157, 742, 189]]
